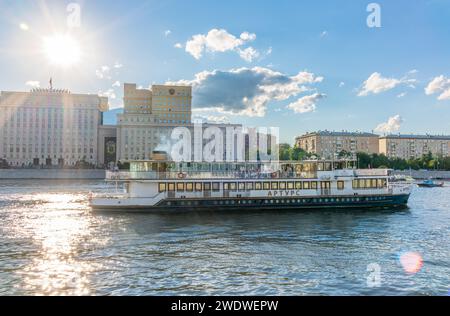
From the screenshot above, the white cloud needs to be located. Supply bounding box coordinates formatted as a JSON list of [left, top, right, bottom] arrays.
[[19, 23, 29, 31], [358, 72, 416, 96], [425, 75, 450, 100], [339, 81, 345, 88], [240, 31, 256, 42], [96, 62, 123, 80], [287, 93, 326, 114], [164, 30, 171, 37], [184, 28, 258, 61], [320, 31, 328, 38], [167, 66, 324, 117], [112, 81, 120, 87], [374, 115, 403, 133], [238, 47, 260, 62], [25, 81, 40, 88], [98, 89, 116, 100], [174, 43, 183, 49], [96, 65, 111, 79], [397, 92, 407, 98]]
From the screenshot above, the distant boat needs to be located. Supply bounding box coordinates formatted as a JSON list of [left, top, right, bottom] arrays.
[[417, 179, 444, 188]]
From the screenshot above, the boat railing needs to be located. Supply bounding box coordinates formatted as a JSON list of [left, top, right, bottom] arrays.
[[355, 169, 389, 176], [105, 170, 319, 180]]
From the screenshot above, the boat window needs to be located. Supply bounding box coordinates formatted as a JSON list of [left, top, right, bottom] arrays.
[[303, 181, 310, 190], [287, 182, 294, 190], [255, 182, 262, 190], [212, 183, 220, 192], [204, 182, 211, 191], [186, 182, 193, 192], [271, 182, 278, 190], [337, 181, 345, 190], [168, 183, 175, 191], [177, 183, 184, 192], [229, 182, 237, 191], [320, 181, 331, 189], [377, 179, 383, 188], [195, 182, 202, 191], [263, 182, 270, 190], [223, 183, 229, 190], [246, 182, 254, 190], [371, 179, 377, 188], [238, 182, 245, 191], [352, 180, 358, 189], [311, 181, 318, 189], [279, 182, 286, 190], [365, 179, 372, 188], [295, 182, 302, 189], [158, 183, 166, 192]]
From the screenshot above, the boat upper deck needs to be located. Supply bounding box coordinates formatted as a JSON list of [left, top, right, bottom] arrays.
[[107, 159, 391, 181]]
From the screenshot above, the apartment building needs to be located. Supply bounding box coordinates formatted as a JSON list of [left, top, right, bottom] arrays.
[[295, 131, 379, 159]]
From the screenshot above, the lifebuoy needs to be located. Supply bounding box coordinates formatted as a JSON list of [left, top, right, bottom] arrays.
[[178, 172, 185, 179]]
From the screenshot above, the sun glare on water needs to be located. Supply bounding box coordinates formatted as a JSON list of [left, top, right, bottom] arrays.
[[43, 34, 81, 67]]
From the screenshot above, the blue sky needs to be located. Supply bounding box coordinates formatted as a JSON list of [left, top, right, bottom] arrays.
[[1, 0, 450, 143]]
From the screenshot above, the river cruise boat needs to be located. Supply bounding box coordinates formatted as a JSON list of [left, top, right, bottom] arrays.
[[90, 155, 413, 211]]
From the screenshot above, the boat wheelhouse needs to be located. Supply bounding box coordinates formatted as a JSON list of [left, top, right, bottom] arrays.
[[90, 158, 413, 211]]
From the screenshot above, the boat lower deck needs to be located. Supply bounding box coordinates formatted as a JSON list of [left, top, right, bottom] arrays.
[[90, 194, 410, 211]]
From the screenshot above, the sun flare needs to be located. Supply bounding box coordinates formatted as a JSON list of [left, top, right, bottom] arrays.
[[43, 34, 81, 67]]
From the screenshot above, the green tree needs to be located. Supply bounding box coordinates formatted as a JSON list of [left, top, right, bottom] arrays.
[[279, 143, 292, 161]]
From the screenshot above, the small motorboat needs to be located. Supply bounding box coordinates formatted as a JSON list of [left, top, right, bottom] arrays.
[[417, 179, 444, 188]]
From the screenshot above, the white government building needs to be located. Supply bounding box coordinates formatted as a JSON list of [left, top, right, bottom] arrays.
[[0, 83, 251, 167], [0, 88, 109, 167]]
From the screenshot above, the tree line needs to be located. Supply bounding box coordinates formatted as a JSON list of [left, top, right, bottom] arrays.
[[278, 144, 450, 171]]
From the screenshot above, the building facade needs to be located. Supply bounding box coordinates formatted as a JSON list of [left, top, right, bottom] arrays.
[[117, 83, 192, 161], [295, 131, 379, 159], [379, 134, 450, 159], [0, 88, 108, 167], [117, 83, 257, 162]]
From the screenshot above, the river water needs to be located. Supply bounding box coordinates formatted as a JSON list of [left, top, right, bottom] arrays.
[[0, 180, 448, 296]]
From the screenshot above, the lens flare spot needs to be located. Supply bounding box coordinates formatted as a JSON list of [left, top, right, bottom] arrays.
[[399, 251, 423, 274]]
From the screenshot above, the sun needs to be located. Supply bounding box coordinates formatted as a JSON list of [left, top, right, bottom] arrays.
[[43, 34, 81, 67]]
